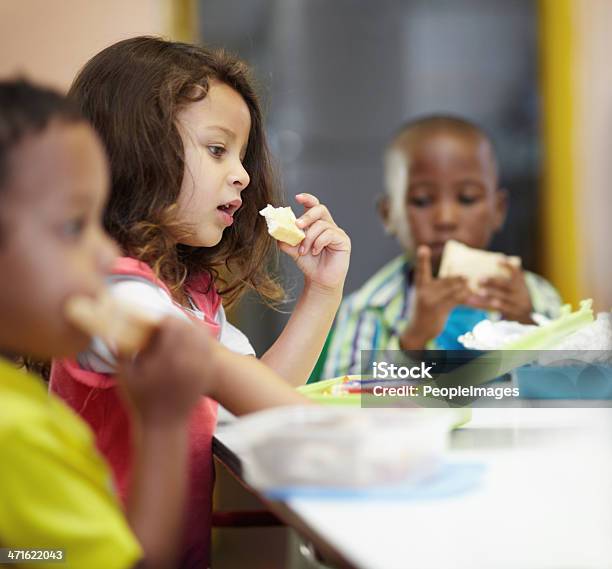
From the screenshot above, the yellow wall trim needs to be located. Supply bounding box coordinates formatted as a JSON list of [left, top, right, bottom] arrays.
[[166, 0, 197, 42], [538, 0, 580, 305]]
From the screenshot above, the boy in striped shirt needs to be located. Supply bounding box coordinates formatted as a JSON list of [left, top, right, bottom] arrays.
[[321, 115, 562, 379]]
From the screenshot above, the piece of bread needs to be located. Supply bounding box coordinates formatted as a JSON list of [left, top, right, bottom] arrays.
[[259, 204, 306, 247], [438, 240, 521, 293], [65, 293, 161, 355]]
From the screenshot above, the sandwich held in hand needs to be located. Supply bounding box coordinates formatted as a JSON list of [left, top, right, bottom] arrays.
[[439, 239, 520, 293], [65, 293, 161, 354], [259, 204, 306, 247]]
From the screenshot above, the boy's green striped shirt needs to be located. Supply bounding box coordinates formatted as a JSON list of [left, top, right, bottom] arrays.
[[310, 255, 563, 383]]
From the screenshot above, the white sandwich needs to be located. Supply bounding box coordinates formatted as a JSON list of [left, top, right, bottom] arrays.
[[65, 293, 162, 355], [438, 239, 521, 293], [259, 204, 306, 247]]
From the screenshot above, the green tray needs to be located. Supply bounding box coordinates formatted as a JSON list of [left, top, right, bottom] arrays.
[[298, 376, 472, 427]]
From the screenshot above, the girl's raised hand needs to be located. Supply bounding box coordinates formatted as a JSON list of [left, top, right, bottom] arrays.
[[279, 193, 351, 295]]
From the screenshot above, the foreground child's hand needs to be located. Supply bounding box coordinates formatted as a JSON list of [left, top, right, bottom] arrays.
[[466, 261, 534, 324], [400, 245, 469, 350], [116, 317, 215, 426], [279, 193, 351, 295], [115, 316, 220, 569]]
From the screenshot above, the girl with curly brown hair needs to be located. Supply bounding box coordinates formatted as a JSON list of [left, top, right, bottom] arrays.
[[49, 36, 350, 568]]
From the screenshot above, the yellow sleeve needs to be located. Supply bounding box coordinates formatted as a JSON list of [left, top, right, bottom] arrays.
[[0, 425, 142, 569]]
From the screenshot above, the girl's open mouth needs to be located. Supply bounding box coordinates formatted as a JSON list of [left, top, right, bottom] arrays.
[[216, 200, 241, 226]]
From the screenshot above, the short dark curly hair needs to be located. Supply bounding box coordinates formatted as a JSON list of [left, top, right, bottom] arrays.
[[386, 114, 499, 182]]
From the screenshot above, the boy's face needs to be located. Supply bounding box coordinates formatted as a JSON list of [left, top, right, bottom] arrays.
[[0, 122, 117, 359], [382, 130, 507, 273]]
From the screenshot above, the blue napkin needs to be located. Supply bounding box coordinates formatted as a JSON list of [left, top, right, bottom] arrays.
[[436, 306, 489, 350], [264, 461, 485, 501]]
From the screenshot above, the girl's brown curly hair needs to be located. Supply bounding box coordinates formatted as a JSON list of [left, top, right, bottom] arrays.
[[69, 36, 283, 307]]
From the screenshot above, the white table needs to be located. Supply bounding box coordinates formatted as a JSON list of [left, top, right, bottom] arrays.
[[214, 408, 612, 569]]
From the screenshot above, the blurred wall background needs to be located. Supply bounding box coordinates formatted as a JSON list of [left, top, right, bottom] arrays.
[[574, 0, 612, 312], [0, 0, 176, 91], [199, 0, 544, 355], [2, 0, 609, 351]]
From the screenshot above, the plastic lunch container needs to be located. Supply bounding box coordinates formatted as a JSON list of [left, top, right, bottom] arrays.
[[512, 364, 612, 399], [218, 405, 453, 491]]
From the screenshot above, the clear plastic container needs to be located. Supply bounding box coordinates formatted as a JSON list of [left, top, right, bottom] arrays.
[[217, 405, 452, 491]]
